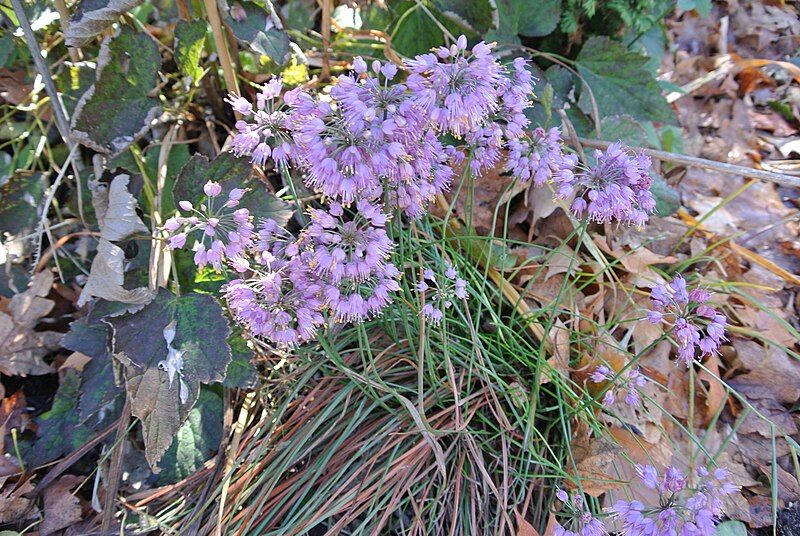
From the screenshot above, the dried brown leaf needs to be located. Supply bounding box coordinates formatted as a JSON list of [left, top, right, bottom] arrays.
[[77, 238, 156, 307], [0, 271, 59, 376], [92, 174, 148, 241], [40, 475, 83, 536]]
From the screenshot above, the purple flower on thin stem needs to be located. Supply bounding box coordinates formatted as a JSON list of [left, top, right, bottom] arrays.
[[505, 127, 577, 190], [324, 262, 402, 323], [590, 365, 647, 407], [553, 488, 607, 536], [405, 38, 503, 138], [648, 275, 727, 367], [301, 200, 393, 284], [222, 253, 325, 347], [416, 263, 468, 324], [164, 183, 254, 271], [567, 142, 655, 227], [612, 464, 739, 535]]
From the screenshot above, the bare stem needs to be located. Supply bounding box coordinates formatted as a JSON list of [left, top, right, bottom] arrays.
[[203, 0, 240, 95], [321, 0, 332, 80]]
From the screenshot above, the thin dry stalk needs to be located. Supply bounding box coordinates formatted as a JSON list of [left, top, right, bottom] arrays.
[[321, 0, 332, 80], [203, 0, 240, 95]]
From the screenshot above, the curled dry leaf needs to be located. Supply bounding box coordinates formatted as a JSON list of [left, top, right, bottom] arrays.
[[77, 238, 156, 307], [78, 173, 155, 307], [0, 271, 60, 376], [65, 0, 145, 47], [91, 173, 149, 242]]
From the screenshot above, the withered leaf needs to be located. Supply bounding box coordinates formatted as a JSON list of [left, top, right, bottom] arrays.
[[105, 289, 231, 468], [40, 475, 83, 536], [91, 173, 148, 241], [0, 271, 59, 376], [77, 238, 156, 307], [65, 0, 145, 47]]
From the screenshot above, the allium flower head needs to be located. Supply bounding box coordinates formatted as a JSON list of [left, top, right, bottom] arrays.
[[590, 365, 647, 407], [505, 127, 577, 189], [648, 276, 727, 367], [302, 200, 393, 283], [612, 464, 739, 535], [325, 262, 401, 323], [568, 143, 655, 226], [223, 255, 325, 347], [553, 489, 607, 536], [416, 263, 468, 324], [405, 37, 503, 137], [164, 185, 254, 271], [226, 78, 306, 169]]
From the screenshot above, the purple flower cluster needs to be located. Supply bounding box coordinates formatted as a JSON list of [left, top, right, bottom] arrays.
[[416, 264, 468, 324], [569, 143, 655, 227], [590, 365, 647, 407], [612, 464, 739, 535], [164, 181, 254, 272], [648, 276, 727, 367], [506, 127, 578, 190], [554, 489, 607, 536], [162, 36, 660, 346]]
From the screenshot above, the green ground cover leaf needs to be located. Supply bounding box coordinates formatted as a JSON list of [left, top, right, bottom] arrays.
[[105, 289, 232, 468], [576, 36, 675, 125], [70, 26, 161, 155], [156, 385, 223, 484], [174, 20, 207, 82]]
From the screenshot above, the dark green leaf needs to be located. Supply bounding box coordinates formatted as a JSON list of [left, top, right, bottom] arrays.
[[105, 289, 232, 468], [575, 36, 675, 126], [223, 334, 257, 389], [156, 385, 223, 484], [24, 370, 92, 466], [173, 153, 293, 227], [677, 0, 712, 17], [57, 62, 97, 118], [63, 312, 124, 427], [650, 173, 680, 217], [66, 0, 146, 47], [431, 0, 497, 34], [599, 114, 649, 146], [390, 1, 475, 58], [0, 172, 45, 236], [174, 20, 207, 82], [226, 0, 290, 65], [70, 27, 161, 155], [715, 521, 747, 536], [486, 0, 560, 41]]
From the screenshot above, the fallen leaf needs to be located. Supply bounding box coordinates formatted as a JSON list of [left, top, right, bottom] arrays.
[[0, 271, 59, 376], [77, 238, 156, 307], [0, 480, 36, 524], [515, 511, 539, 536], [697, 353, 727, 425], [729, 338, 800, 405], [91, 173, 148, 241], [40, 475, 83, 536], [568, 434, 623, 496]]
